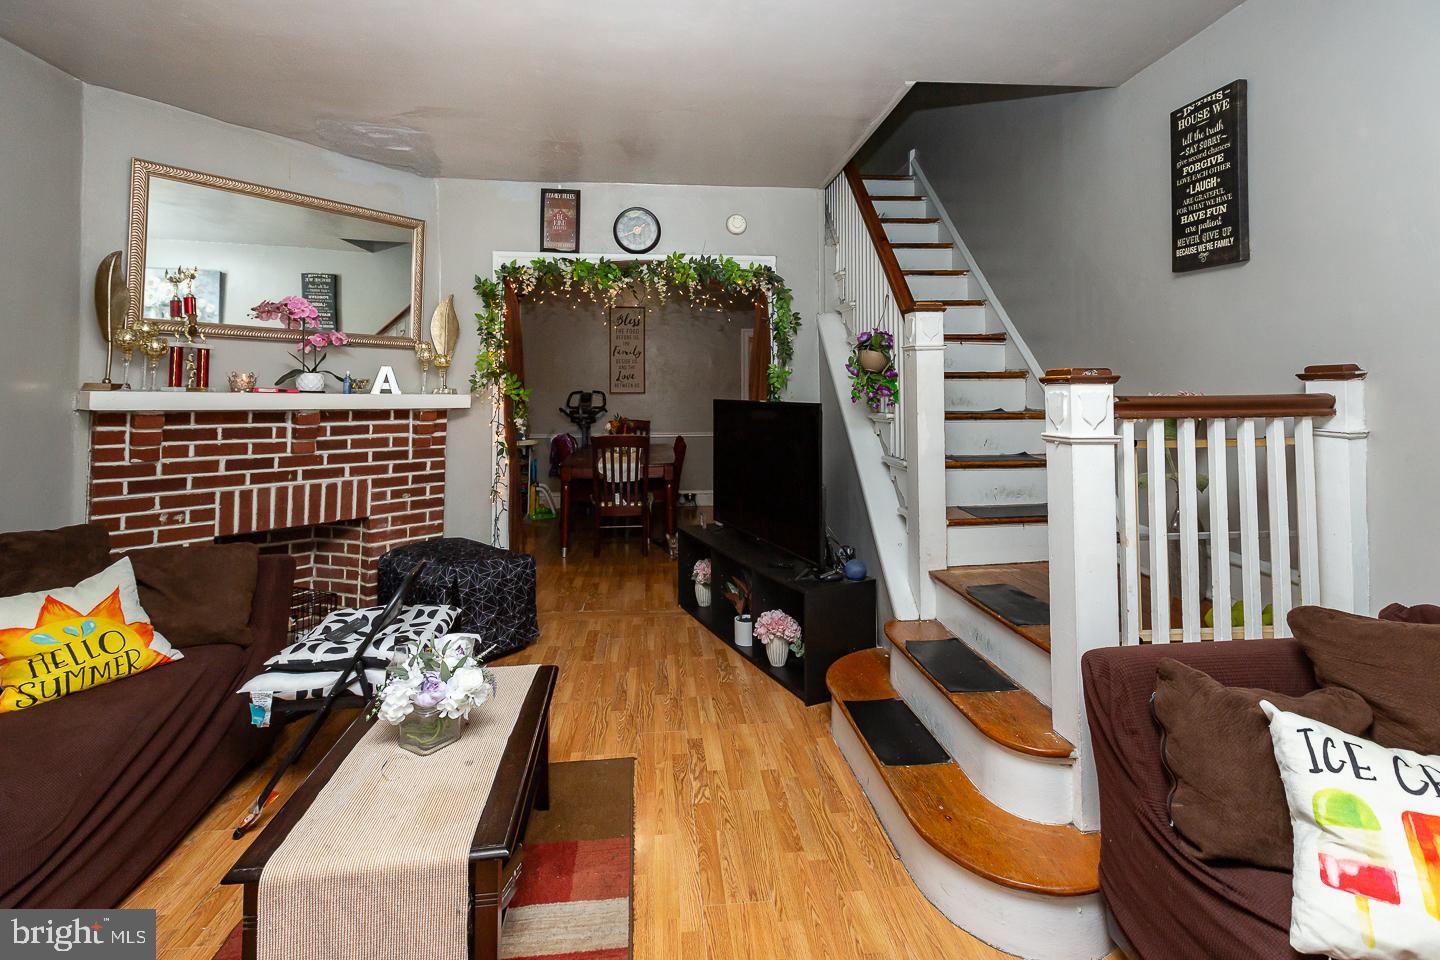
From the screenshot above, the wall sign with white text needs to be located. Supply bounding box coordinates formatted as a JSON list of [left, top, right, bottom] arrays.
[[609, 305, 645, 394], [1171, 80, 1249, 272]]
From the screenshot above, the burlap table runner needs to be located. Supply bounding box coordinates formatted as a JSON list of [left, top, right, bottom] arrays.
[[258, 664, 541, 960]]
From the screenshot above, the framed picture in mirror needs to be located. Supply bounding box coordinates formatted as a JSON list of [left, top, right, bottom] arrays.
[[125, 158, 424, 347]]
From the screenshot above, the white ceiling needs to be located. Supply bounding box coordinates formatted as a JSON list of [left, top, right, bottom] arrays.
[[0, 0, 1242, 187]]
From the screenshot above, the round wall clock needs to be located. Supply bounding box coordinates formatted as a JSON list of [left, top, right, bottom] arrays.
[[726, 213, 747, 235], [613, 207, 661, 254]]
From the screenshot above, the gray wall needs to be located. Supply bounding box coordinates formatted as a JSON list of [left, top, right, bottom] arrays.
[[0, 39, 83, 529], [862, 0, 1440, 607]]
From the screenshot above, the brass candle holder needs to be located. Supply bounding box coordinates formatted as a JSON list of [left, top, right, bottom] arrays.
[[433, 353, 454, 394], [114, 325, 140, 389], [142, 335, 169, 391], [415, 340, 436, 394]]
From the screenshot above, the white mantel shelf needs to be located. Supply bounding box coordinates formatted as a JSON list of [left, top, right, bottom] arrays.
[[75, 391, 473, 413]]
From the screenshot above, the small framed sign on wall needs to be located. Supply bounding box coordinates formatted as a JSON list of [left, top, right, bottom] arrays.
[[1171, 79, 1249, 272], [540, 188, 581, 253], [609, 305, 645, 394]]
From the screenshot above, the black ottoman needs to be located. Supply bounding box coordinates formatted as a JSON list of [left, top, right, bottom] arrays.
[[378, 538, 539, 658]]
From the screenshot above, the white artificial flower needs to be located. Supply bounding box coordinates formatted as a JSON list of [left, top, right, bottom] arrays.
[[378, 683, 416, 724]]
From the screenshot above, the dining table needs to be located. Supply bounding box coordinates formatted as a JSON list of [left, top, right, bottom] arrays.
[[558, 441, 676, 558]]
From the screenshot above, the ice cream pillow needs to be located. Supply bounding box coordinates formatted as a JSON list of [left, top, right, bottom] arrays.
[[1264, 701, 1440, 959]]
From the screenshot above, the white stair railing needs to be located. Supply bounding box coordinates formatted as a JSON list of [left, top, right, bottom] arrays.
[[1044, 363, 1370, 830]]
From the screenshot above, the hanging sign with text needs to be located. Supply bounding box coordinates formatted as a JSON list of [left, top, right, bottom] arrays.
[[1171, 80, 1249, 272], [301, 272, 341, 330], [609, 305, 645, 394]]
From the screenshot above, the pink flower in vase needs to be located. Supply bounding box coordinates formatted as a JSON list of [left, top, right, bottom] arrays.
[[306, 332, 330, 350]]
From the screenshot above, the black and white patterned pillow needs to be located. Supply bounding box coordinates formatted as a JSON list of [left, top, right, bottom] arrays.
[[238, 628, 480, 702], [265, 604, 459, 674]]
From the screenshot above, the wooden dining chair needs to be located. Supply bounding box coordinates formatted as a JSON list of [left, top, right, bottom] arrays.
[[621, 418, 651, 437], [590, 434, 651, 556]]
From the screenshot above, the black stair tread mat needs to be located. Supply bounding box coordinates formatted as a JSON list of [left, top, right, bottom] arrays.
[[958, 503, 1049, 519], [946, 453, 1044, 464], [965, 583, 1051, 627], [844, 698, 951, 766], [905, 639, 1019, 693]]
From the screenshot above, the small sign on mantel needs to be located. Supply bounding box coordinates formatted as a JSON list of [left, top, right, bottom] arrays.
[[1171, 79, 1249, 272], [609, 305, 645, 394]]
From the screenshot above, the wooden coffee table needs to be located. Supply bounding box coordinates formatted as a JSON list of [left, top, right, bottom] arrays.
[[222, 665, 557, 960]]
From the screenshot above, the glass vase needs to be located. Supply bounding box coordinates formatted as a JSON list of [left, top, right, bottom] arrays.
[[397, 706, 462, 756]]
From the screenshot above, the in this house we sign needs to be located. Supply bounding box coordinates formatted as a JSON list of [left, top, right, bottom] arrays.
[[1171, 80, 1249, 272]]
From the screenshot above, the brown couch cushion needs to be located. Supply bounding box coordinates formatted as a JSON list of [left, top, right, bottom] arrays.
[[1290, 605, 1440, 755], [127, 543, 261, 648], [1154, 658, 1372, 870], [0, 523, 111, 595]]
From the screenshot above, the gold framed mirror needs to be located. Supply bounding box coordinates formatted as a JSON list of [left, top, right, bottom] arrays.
[[125, 158, 425, 347]]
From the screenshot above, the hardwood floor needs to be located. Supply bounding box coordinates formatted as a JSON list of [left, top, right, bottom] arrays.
[[125, 513, 1119, 959]]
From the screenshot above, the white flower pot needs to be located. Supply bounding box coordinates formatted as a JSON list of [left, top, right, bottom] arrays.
[[733, 615, 753, 647], [859, 349, 889, 373], [764, 639, 789, 667], [296, 371, 326, 393], [694, 582, 711, 607]]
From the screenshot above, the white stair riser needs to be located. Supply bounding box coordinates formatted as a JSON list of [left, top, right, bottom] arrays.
[[945, 378, 1027, 411], [945, 342, 1005, 372], [872, 197, 932, 219], [862, 177, 919, 197], [934, 580, 1053, 704], [889, 651, 1075, 824], [893, 246, 957, 271], [943, 305, 989, 335], [831, 712, 1110, 960], [882, 220, 943, 243], [945, 419, 1045, 456], [947, 467, 1048, 505], [906, 274, 972, 301], [947, 520, 1049, 566]]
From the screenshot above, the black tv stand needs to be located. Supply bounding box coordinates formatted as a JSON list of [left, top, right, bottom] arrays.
[[677, 523, 876, 705]]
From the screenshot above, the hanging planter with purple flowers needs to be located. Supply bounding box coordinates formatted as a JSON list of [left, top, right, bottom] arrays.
[[846, 329, 899, 412]]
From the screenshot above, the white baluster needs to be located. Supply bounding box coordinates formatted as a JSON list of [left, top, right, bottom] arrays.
[[1176, 419, 1201, 642], [1265, 418, 1294, 635], [1118, 420, 1142, 644], [1294, 417, 1320, 604], [1236, 419, 1263, 638], [1145, 419, 1170, 643], [1206, 419, 1233, 641], [1299, 365, 1369, 614]]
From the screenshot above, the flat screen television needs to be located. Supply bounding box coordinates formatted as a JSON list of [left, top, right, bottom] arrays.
[[713, 399, 825, 566]]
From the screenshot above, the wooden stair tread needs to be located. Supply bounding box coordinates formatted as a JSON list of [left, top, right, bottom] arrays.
[[946, 408, 1044, 421], [945, 370, 1027, 380], [946, 504, 1049, 526], [903, 269, 970, 276], [936, 299, 988, 307], [861, 174, 914, 180], [884, 620, 1071, 757], [945, 333, 1005, 343], [889, 242, 954, 249], [880, 217, 941, 224], [827, 649, 1099, 895], [932, 562, 1052, 653], [869, 194, 927, 201], [946, 454, 1045, 469]]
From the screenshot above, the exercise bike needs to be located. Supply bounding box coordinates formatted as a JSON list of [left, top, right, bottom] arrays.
[[560, 389, 607, 448]]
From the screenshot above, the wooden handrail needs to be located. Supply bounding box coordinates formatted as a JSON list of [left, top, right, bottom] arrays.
[[1114, 393, 1335, 420], [843, 162, 919, 314]]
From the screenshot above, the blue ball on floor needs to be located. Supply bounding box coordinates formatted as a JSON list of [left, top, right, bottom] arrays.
[[843, 559, 867, 581]]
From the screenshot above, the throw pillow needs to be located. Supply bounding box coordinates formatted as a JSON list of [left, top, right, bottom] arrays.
[[238, 632, 481, 701], [1154, 658, 1373, 869], [1290, 606, 1440, 756], [127, 542, 259, 647], [0, 522, 111, 595], [1264, 701, 1440, 958], [0, 557, 183, 713]]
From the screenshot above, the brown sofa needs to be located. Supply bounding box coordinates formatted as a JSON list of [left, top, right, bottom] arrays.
[[0, 524, 294, 908], [1083, 639, 1321, 960]]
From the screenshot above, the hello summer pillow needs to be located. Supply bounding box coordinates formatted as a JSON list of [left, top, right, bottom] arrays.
[[0, 557, 183, 713], [1264, 701, 1440, 959]]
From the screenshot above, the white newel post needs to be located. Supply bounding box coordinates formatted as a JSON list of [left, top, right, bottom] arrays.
[[1043, 368, 1121, 832], [903, 308, 948, 619], [1299, 364, 1370, 614]]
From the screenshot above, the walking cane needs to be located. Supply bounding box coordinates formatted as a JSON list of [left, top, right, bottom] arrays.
[[233, 560, 428, 839]]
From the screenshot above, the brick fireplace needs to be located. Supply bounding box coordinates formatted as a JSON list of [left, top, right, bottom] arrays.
[[85, 407, 452, 605]]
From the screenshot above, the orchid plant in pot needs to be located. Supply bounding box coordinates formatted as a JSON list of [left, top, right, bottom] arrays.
[[369, 636, 498, 756], [722, 575, 752, 647], [692, 558, 713, 608], [755, 609, 803, 668], [846, 329, 898, 412], [251, 296, 349, 392]]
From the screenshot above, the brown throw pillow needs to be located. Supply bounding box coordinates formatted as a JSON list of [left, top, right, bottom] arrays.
[[0, 522, 112, 595], [1379, 602, 1440, 624], [1290, 604, 1440, 755], [126, 542, 260, 647], [1153, 658, 1372, 870]]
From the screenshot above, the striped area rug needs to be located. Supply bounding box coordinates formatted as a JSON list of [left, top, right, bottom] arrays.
[[213, 758, 634, 960]]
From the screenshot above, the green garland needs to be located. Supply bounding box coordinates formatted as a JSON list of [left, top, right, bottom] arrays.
[[469, 253, 802, 542]]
